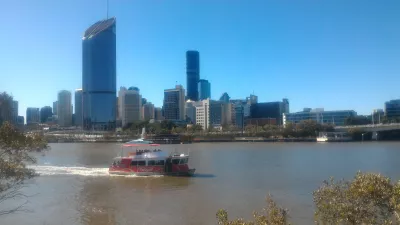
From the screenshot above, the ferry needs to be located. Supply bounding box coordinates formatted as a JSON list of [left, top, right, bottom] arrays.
[[109, 127, 195, 176], [109, 143, 195, 176]]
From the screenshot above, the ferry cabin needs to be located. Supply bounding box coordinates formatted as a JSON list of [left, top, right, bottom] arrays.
[[109, 152, 191, 176]]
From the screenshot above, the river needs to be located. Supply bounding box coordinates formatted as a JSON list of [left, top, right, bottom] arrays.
[[1, 142, 400, 225]]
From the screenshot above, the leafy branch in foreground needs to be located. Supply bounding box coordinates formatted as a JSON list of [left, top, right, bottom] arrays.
[[216, 195, 289, 225], [0, 121, 49, 215], [217, 172, 400, 225], [314, 172, 400, 225]]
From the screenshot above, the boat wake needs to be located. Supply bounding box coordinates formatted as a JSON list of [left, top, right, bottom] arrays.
[[27, 165, 163, 178]]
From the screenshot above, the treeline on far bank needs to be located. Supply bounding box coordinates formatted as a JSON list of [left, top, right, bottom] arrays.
[[123, 119, 400, 141]]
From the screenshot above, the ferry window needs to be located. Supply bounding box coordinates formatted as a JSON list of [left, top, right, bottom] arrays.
[[147, 160, 155, 166], [172, 159, 180, 164], [155, 160, 165, 166], [138, 161, 146, 166], [180, 158, 188, 164], [131, 161, 138, 166]]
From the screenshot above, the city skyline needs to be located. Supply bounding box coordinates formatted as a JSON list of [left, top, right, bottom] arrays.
[[1, 0, 400, 117]]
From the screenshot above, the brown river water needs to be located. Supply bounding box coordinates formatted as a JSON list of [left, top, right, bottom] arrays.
[[1, 142, 400, 225]]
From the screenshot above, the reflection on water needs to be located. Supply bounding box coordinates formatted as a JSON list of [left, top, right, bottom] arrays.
[[2, 142, 400, 225]]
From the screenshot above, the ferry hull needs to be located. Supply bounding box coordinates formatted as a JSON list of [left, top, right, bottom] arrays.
[[108, 168, 196, 177]]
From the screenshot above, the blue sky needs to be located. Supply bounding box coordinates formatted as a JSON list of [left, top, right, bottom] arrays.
[[0, 0, 399, 117]]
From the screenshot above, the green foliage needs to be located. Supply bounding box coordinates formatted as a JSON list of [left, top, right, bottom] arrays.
[[0, 92, 49, 215], [216, 195, 289, 225], [218, 172, 400, 225], [0, 121, 48, 215], [313, 172, 400, 225]]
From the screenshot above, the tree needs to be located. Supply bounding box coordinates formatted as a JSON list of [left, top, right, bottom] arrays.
[[217, 172, 400, 225], [0, 93, 49, 215], [313, 172, 400, 224], [0, 122, 48, 215], [216, 195, 289, 225]]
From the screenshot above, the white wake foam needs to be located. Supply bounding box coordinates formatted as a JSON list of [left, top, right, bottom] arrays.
[[28, 165, 110, 176], [28, 165, 163, 178]]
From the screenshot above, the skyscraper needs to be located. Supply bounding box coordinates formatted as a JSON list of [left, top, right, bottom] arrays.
[[82, 17, 116, 130], [143, 102, 155, 120], [53, 101, 58, 115], [26, 108, 40, 125], [75, 89, 83, 126], [163, 85, 185, 120], [11, 101, 18, 125], [58, 90, 72, 127], [220, 93, 230, 103], [118, 87, 142, 127], [186, 50, 200, 101], [40, 106, 53, 123], [198, 79, 211, 100]]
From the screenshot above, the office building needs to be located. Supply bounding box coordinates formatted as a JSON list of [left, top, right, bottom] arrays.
[[372, 109, 384, 124], [118, 87, 142, 127], [163, 85, 185, 120], [58, 90, 72, 127], [11, 101, 18, 125], [384, 99, 400, 120], [82, 17, 116, 130], [40, 106, 53, 123], [235, 104, 245, 129], [220, 92, 230, 103], [246, 94, 258, 105], [250, 99, 290, 125], [195, 99, 210, 130], [198, 79, 211, 100], [74, 89, 83, 126], [53, 101, 58, 115], [186, 50, 200, 101], [283, 108, 357, 126], [17, 116, 24, 126], [185, 100, 196, 124], [209, 100, 228, 126], [154, 107, 163, 121], [143, 102, 155, 120], [26, 107, 40, 125]]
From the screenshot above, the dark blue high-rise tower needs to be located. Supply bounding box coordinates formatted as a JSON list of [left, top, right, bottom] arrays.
[[186, 50, 200, 101], [82, 17, 116, 130]]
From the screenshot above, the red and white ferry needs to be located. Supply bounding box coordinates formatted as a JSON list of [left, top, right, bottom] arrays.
[[109, 141, 196, 177]]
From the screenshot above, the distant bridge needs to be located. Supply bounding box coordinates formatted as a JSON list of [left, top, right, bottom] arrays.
[[335, 123, 400, 132]]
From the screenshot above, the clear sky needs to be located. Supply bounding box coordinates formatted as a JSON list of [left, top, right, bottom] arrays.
[[1, 0, 399, 117]]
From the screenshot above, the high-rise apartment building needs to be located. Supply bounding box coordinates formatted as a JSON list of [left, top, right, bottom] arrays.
[[186, 50, 200, 101], [118, 87, 142, 127], [58, 90, 72, 127], [163, 85, 185, 120], [82, 18, 116, 130], [198, 79, 211, 100]]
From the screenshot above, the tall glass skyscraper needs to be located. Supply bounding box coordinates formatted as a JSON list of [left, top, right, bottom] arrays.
[[198, 79, 211, 100], [82, 18, 116, 130], [186, 50, 200, 101]]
